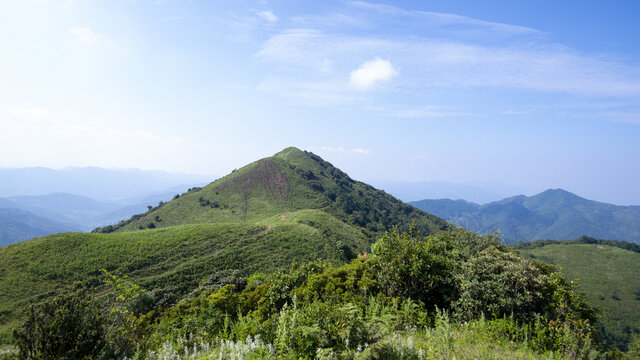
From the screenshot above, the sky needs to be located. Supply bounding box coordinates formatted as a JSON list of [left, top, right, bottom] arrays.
[[1, 0, 639, 205]]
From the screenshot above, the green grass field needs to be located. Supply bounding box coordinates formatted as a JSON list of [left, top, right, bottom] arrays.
[[0, 209, 371, 333], [519, 243, 640, 350]]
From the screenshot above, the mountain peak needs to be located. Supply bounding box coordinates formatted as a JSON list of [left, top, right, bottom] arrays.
[[273, 146, 303, 158], [99, 147, 450, 238]]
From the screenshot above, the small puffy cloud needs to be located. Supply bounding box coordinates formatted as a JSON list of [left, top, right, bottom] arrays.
[[257, 10, 278, 23], [349, 58, 397, 90], [69, 27, 96, 44]]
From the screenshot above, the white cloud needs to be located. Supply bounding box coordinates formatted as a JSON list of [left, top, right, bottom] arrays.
[[257, 10, 278, 23], [253, 1, 640, 120], [69, 27, 96, 44], [257, 30, 640, 98], [349, 58, 397, 90]]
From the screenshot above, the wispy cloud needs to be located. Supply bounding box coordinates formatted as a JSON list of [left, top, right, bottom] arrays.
[[257, 31, 640, 98], [348, 1, 541, 37], [311, 146, 373, 155], [218, 8, 279, 41], [69, 27, 96, 44], [250, 1, 640, 122], [256, 10, 278, 23], [349, 58, 397, 90]]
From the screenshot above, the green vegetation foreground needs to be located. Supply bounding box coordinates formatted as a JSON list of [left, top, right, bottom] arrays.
[[517, 239, 640, 351], [4, 228, 629, 359]]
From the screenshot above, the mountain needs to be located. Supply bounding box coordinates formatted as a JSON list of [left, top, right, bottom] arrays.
[[0, 147, 450, 330], [0, 167, 210, 201], [0, 207, 81, 245], [6, 193, 121, 228], [411, 189, 640, 244], [517, 240, 640, 350], [99, 147, 450, 237], [370, 180, 505, 204]]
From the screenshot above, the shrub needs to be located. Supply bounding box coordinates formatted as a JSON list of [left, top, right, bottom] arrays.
[[13, 290, 105, 360]]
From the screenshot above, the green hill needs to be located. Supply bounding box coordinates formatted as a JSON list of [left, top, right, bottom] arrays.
[[0, 147, 450, 340], [411, 189, 640, 244], [517, 241, 640, 350], [100, 147, 449, 238], [0, 211, 370, 328]]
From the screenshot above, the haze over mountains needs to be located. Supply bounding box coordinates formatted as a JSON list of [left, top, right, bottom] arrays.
[[0, 168, 209, 245], [411, 189, 640, 244], [0, 167, 210, 201]]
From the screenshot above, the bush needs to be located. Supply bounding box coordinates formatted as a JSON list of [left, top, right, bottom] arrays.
[[371, 227, 458, 309], [13, 290, 105, 360]]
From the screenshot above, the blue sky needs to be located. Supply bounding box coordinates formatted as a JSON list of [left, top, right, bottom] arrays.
[[0, 0, 639, 204]]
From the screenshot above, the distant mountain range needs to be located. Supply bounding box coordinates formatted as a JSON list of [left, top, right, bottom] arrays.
[[0, 167, 208, 245], [0, 167, 211, 201], [410, 189, 640, 244], [370, 180, 511, 204]]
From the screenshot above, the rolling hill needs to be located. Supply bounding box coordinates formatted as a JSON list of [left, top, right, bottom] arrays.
[[516, 240, 640, 350], [0, 147, 450, 335], [411, 189, 640, 244]]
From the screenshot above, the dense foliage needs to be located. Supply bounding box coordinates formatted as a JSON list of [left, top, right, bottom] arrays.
[[3, 228, 617, 359]]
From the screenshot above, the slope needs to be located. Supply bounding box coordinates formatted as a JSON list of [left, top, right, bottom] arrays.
[[0, 209, 370, 330], [517, 242, 640, 350], [100, 147, 450, 239], [411, 189, 640, 244]]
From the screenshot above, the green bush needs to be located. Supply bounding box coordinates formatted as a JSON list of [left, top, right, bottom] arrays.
[[13, 290, 105, 360]]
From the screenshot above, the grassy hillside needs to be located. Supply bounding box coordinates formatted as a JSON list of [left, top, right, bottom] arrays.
[[411, 189, 640, 244], [101, 147, 450, 238], [0, 209, 371, 332], [518, 242, 640, 350], [3, 229, 606, 359]]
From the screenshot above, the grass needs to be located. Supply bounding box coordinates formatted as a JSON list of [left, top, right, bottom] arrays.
[[0, 210, 370, 338], [519, 243, 640, 350]]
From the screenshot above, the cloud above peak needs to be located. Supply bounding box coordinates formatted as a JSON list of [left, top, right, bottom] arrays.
[[349, 58, 397, 90]]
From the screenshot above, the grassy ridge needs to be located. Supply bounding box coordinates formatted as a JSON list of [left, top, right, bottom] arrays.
[[0, 209, 370, 331], [518, 243, 640, 350], [108, 147, 450, 238]]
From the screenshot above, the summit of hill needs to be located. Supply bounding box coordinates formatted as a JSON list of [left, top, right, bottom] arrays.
[[100, 147, 450, 239]]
